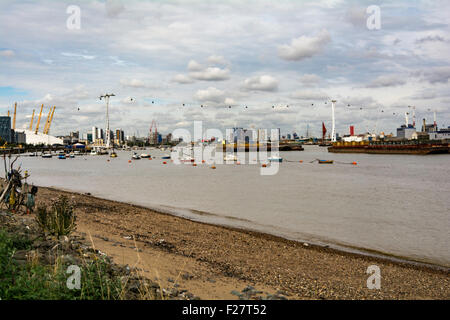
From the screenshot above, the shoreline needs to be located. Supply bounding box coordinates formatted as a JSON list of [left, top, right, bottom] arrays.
[[30, 184, 449, 299], [40, 185, 449, 271]]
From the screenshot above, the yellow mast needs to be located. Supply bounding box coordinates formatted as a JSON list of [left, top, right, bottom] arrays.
[[35, 104, 44, 134], [13, 103, 17, 130], [7, 110, 9, 117], [44, 106, 55, 134], [42, 107, 52, 134], [29, 109, 35, 131]]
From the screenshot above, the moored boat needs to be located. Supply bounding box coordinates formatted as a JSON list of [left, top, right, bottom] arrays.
[[268, 156, 283, 162]]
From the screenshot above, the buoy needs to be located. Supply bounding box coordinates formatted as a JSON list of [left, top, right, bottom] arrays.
[[202, 160, 205, 163], [262, 163, 267, 168], [352, 162, 357, 165], [128, 160, 132, 163], [192, 163, 197, 166], [299, 160, 303, 163], [149, 158, 152, 160], [236, 161, 241, 165], [163, 161, 167, 164], [211, 166, 216, 169], [107, 159, 110, 162]]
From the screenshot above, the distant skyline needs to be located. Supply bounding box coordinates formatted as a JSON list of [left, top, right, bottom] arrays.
[[1, 0, 449, 137]]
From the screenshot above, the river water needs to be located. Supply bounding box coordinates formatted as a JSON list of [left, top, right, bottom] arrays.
[[7, 146, 450, 268]]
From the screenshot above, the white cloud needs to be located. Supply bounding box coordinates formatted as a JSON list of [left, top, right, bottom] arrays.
[[61, 52, 96, 60], [120, 78, 155, 88], [299, 74, 321, 86], [207, 55, 229, 66], [172, 74, 194, 84], [190, 67, 230, 81], [278, 29, 331, 61], [291, 89, 329, 100], [243, 75, 278, 92], [366, 75, 407, 88], [187, 60, 203, 72], [417, 66, 450, 84], [105, 0, 125, 18], [194, 87, 225, 103]]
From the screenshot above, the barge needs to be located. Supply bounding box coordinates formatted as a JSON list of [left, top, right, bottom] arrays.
[[328, 140, 449, 155]]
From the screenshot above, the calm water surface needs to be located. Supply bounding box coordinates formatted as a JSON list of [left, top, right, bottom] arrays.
[[7, 146, 450, 267]]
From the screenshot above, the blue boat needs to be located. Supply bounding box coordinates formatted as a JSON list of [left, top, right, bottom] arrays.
[[58, 155, 66, 159]]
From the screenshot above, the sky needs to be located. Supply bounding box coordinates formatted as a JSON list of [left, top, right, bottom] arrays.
[[0, 0, 449, 138]]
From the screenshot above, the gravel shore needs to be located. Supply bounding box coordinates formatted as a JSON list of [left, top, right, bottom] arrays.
[[34, 185, 449, 300]]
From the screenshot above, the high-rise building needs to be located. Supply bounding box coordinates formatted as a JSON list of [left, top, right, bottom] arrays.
[[257, 129, 267, 142], [0, 116, 12, 143], [92, 126, 98, 141]]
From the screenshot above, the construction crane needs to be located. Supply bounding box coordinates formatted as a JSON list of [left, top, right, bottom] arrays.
[[35, 104, 44, 134], [13, 102, 17, 130], [44, 107, 55, 135], [29, 109, 35, 131]]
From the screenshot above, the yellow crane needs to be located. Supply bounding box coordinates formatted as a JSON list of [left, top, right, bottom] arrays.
[[13, 102, 17, 130], [35, 104, 43, 134], [44, 106, 55, 135], [29, 109, 35, 131]]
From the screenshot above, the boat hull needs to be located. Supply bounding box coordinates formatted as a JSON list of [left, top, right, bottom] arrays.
[[328, 142, 449, 155]]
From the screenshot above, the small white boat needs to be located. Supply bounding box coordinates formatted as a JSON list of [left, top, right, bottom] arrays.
[[140, 153, 151, 158], [268, 156, 283, 162], [41, 153, 52, 158], [90, 150, 98, 155], [224, 154, 237, 162], [131, 152, 141, 160]]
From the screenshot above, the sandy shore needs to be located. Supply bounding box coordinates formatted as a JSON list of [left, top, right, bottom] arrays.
[[31, 185, 449, 300]]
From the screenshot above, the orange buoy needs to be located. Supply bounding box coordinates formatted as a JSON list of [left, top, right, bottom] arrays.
[[202, 160, 205, 163], [149, 158, 152, 160], [262, 163, 267, 168], [236, 161, 241, 165], [163, 161, 167, 164], [128, 160, 132, 163], [352, 162, 357, 165], [192, 163, 197, 166], [299, 160, 303, 163], [211, 166, 216, 169]]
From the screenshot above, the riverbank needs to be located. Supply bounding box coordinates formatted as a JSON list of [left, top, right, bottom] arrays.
[[27, 185, 449, 300]]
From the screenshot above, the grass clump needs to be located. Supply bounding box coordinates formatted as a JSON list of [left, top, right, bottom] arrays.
[[35, 196, 76, 237], [0, 229, 123, 300]]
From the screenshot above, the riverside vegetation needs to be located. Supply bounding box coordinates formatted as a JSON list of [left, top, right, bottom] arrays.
[[0, 195, 198, 300]]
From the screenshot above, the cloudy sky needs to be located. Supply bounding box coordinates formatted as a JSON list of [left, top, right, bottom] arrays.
[[0, 0, 449, 138]]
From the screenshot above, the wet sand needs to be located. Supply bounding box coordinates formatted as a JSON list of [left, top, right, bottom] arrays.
[[34, 185, 449, 300]]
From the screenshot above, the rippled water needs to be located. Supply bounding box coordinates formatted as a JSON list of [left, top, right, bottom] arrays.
[[7, 146, 450, 267]]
